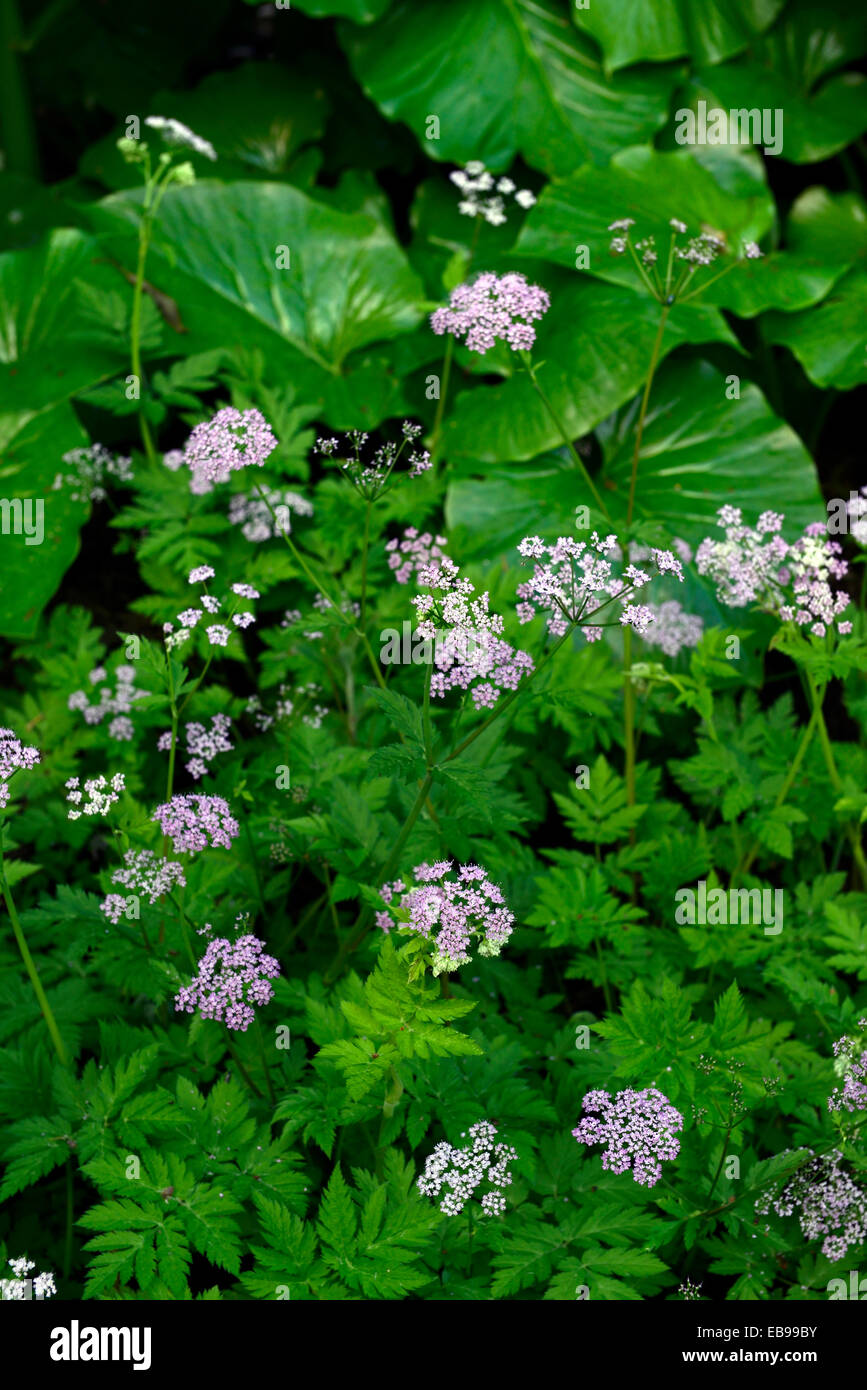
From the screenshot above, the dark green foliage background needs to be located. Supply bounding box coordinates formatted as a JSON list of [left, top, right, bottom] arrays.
[[0, 0, 866, 1301]]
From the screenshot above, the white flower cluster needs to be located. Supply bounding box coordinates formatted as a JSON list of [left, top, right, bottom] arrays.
[[163, 569, 259, 650], [417, 1120, 518, 1216], [228, 487, 314, 542], [450, 160, 536, 225], [67, 664, 147, 741], [66, 773, 125, 820], [1, 1257, 56, 1300], [54, 445, 133, 504], [144, 115, 217, 161], [245, 682, 329, 731]]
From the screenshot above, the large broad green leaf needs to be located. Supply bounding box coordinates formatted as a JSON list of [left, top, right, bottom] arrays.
[[785, 188, 867, 272], [0, 404, 89, 638], [445, 456, 583, 559], [573, 0, 783, 72], [516, 146, 852, 317], [84, 181, 426, 425], [754, 0, 867, 90], [598, 358, 823, 540], [342, 0, 680, 176], [439, 270, 735, 469], [79, 63, 330, 191], [683, 67, 867, 167], [762, 270, 867, 389], [676, 0, 867, 165], [0, 228, 162, 442]]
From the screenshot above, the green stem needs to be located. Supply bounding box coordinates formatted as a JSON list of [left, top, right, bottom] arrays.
[[623, 625, 636, 813], [467, 1204, 474, 1279], [0, 0, 38, 176], [240, 798, 265, 917], [806, 669, 867, 889], [626, 304, 669, 528], [445, 624, 575, 766], [225, 1032, 264, 1100], [0, 836, 68, 1066], [255, 1018, 276, 1107], [324, 770, 435, 981], [430, 334, 454, 466], [422, 660, 434, 767], [706, 1120, 735, 1203], [130, 214, 156, 465], [63, 1157, 74, 1280], [522, 355, 609, 519], [594, 938, 613, 1013], [730, 704, 820, 885], [360, 499, 372, 631]]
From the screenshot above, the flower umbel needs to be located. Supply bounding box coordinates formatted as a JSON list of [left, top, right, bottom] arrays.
[[417, 1120, 519, 1216], [54, 445, 133, 504], [828, 1019, 867, 1114], [143, 116, 217, 161], [412, 557, 534, 710], [379, 861, 515, 975], [151, 794, 240, 854], [516, 533, 684, 642], [755, 1149, 867, 1262], [608, 216, 762, 304], [572, 1087, 684, 1187], [1, 1257, 56, 1300], [449, 160, 536, 225], [101, 850, 187, 923], [0, 728, 40, 810], [430, 272, 550, 354], [181, 407, 278, 491], [696, 507, 851, 638], [175, 932, 281, 1032], [315, 422, 430, 501], [66, 774, 125, 820]]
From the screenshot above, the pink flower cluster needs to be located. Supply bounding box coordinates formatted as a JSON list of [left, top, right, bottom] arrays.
[[158, 714, 233, 781], [430, 272, 550, 354], [828, 1020, 867, 1114], [696, 507, 851, 638], [101, 849, 187, 923], [413, 556, 534, 709], [516, 534, 684, 641], [151, 793, 239, 854], [641, 600, 704, 657], [572, 1087, 684, 1187], [378, 861, 515, 975], [181, 407, 277, 492], [175, 932, 281, 1032], [0, 728, 40, 810], [756, 1149, 867, 1261], [385, 528, 449, 585]]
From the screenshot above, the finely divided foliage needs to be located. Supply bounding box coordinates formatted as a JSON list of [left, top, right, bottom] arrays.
[[0, 0, 866, 1309]]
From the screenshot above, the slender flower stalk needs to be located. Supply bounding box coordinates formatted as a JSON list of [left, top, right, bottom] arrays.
[[0, 826, 68, 1067]]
